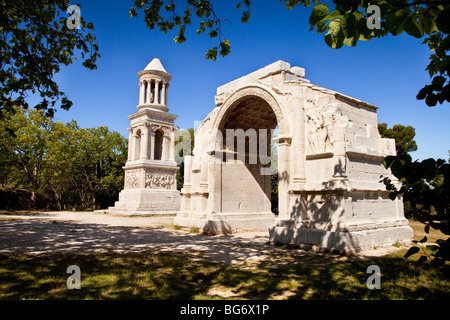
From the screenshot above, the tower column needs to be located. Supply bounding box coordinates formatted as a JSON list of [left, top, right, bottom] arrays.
[[169, 128, 175, 161], [141, 123, 149, 160], [127, 127, 133, 161], [133, 131, 141, 161], [163, 134, 170, 161], [150, 131, 155, 160], [139, 82, 145, 105], [161, 82, 167, 106], [154, 80, 160, 105], [146, 80, 151, 104]]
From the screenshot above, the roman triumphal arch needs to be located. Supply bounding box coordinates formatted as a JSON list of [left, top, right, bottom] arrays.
[[174, 60, 413, 251]]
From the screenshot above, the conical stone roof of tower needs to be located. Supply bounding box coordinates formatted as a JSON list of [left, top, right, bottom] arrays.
[[144, 58, 167, 73]]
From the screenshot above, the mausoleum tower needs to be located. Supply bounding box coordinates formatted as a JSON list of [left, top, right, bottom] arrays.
[[109, 58, 180, 215]]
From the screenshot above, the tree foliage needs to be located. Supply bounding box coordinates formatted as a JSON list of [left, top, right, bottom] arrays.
[[306, 0, 450, 107], [132, 0, 449, 107], [378, 122, 418, 219], [0, 106, 52, 206], [0, 0, 100, 119], [382, 154, 450, 266], [129, 0, 244, 61], [378, 122, 418, 155], [0, 108, 127, 210], [174, 128, 195, 191]]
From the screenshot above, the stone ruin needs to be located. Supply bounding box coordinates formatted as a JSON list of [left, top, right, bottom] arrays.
[[108, 58, 413, 252]]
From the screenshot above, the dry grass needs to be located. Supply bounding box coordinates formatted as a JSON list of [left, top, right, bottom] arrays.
[[0, 247, 448, 300]]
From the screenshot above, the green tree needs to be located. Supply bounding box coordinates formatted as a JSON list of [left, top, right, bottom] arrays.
[[378, 122, 419, 218], [0, 108, 52, 206], [69, 126, 127, 209], [0, 108, 127, 210], [382, 154, 449, 266], [175, 128, 195, 191], [131, 0, 449, 107], [378, 123, 418, 155], [0, 119, 15, 187], [43, 120, 81, 209], [1, 0, 100, 118]]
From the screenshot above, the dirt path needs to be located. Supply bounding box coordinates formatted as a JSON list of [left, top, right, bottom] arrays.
[[0, 211, 403, 266]]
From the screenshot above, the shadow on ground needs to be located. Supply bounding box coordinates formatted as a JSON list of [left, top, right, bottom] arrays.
[[0, 219, 272, 265], [1, 218, 449, 300], [0, 249, 449, 300]]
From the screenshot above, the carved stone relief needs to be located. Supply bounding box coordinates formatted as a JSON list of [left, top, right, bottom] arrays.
[[305, 98, 351, 155], [124, 168, 142, 189], [144, 168, 176, 189], [306, 111, 333, 154]]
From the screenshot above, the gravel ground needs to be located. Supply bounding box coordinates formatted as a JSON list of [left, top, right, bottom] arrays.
[[0, 211, 402, 265]]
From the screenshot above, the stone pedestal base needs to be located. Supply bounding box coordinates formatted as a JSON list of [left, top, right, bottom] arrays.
[[269, 218, 413, 253], [174, 212, 275, 234], [108, 189, 180, 216]]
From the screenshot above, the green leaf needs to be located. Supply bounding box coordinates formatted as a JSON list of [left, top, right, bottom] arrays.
[[385, 8, 410, 36], [130, 7, 138, 18], [431, 75, 446, 87], [174, 33, 186, 43], [425, 93, 438, 106], [390, 157, 407, 179], [316, 21, 327, 34], [326, 10, 342, 20], [219, 40, 231, 57], [309, 3, 329, 30], [340, 14, 356, 38], [421, 158, 436, 180], [241, 11, 250, 23], [426, 245, 439, 254], [404, 246, 420, 258], [422, 12, 439, 35], [343, 36, 357, 47], [337, 0, 358, 13], [403, 16, 423, 38], [416, 87, 428, 100], [388, 192, 398, 200], [205, 47, 218, 61], [208, 30, 218, 38], [383, 155, 396, 169], [356, 17, 372, 40], [197, 25, 206, 34], [417, 255, 428, 263], [436, 9, 450, 34]]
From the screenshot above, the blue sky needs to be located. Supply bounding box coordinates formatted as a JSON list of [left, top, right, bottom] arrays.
[[47, 0, 449, 161]]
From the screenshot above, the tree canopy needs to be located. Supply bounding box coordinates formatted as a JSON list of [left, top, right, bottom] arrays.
[[130, 0, 449, 107], [2, 0, 447, 120], [382, 154, 449, 265], [0, 0, 99, 118], [0, 108, 127, 210]]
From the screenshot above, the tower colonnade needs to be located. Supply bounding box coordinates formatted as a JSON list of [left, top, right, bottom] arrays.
[[139, 79, 169, 106]]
